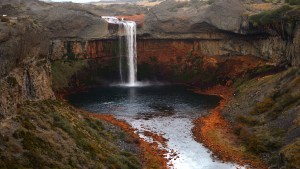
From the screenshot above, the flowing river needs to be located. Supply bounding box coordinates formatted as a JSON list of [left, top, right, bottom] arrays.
[[67, 85, 242, 169]]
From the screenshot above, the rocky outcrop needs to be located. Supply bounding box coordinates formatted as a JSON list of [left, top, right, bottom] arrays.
[[0, 100, 140, 168], [0, 60, 55, 118], [50, 26, 300, 66], [288, 22, 300, 66], [0, 0, 54, 117], [0, 0, 146, 116], [144, 0, 246, 34], [0, 0, 300, 168], [222, 68, 300, 168], [0, 14, 55, 117]]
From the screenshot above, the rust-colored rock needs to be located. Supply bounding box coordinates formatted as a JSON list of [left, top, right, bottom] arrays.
[[117, 14, 145, 28], [192, 85, 267, 168], [89, 114, 169, 169]]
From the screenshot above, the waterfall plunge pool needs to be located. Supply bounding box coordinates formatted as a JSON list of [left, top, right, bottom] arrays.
[[67, 85, 242, 169]]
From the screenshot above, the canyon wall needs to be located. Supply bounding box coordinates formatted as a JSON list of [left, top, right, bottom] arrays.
[[50, 27, 300, 66], [1, 0, 300, 115], [0, 60, 55, 117], [0, 27, 55, 117]]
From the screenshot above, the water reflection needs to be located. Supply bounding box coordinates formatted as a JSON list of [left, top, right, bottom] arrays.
[[67, 85, 240, 169], [128, 87, 136, 103]]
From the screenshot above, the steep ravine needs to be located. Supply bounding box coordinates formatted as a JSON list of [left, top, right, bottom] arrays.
[[0, 0, 300, 168], [47, 11, 300, 168]]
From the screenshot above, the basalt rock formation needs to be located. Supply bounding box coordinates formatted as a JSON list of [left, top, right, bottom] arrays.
[[0, 0, 300, 168], [48, 0, 300, 88], [144, 0, 246, 34], [0, 1, 143, 168]]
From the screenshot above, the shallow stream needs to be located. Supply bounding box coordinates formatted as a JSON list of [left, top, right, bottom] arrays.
[[68, 85, 241, 169]]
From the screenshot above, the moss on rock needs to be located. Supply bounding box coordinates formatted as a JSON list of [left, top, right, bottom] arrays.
[[0, 100, 140, 169]]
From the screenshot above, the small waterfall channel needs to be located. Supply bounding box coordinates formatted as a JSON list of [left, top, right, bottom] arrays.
[[102, 16, 138, 86]]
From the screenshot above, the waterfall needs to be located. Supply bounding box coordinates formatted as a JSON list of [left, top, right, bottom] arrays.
[[102, 16, 138, 86], [122, 21, 137, 86]]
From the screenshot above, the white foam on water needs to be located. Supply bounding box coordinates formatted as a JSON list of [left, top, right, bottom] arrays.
[[102, 17, 138, 86], [119, 117, 245, 169]]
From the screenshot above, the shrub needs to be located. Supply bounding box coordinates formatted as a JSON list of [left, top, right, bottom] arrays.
[[251, 65, 277, 77], [236, 115, 260, 126], [250, 97, 274, 115], [267, 94, 300, 119], [237, 127, 282, 154], [6, 76, 18, 87], [285, 0, 300, 5], [249, 5, 293, 26], [7, 100, 141, 168], [51, 60, 87, 91], [282, 139, 300, 168]]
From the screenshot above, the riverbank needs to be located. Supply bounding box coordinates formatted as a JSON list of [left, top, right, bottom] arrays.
[[0, 100, 141, 168], [192, 85, 267, 169], [89, 113, 170, 169]]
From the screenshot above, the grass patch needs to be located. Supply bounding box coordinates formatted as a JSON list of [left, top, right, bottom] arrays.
[[6, 76, 18, 87], [267, 93, 300, 119], [249, 5, 298, 26], [281, 139, 300, 168], [51, 60, 87, 91], [236, 115, 261, 126], [285, 0, 300, 5], [236, 126, 283, 154], [250, 97, 274, 115], [1, 100, 141, 168]]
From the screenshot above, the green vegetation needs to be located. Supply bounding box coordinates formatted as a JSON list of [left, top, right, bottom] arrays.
[[251, 5, 290, 24], [6, 76, 18, 87], [251, 65, 277, 77], [285, 0, 300, 5], [66, 41, 75, 59], [281, 139, 300, 168], [249, 97, 274, 115], [249, 5, 296, 26], [0, 100, 140, 169], [51, 57, 121, 91], [236, 115, 260, 126], [51, 59, 88, 91], [235, 126, 283, 154], [231, 68, 300, 167]]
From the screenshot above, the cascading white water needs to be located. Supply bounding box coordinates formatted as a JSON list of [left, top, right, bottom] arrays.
[[102, 16, 138, 86], [121, 21, 137, 86]]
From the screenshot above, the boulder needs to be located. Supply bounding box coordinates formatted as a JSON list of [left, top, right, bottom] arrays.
[[144, 0, 246, 34]]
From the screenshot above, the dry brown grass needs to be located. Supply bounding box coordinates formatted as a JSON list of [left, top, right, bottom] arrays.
[[192, 85, 266, 168]]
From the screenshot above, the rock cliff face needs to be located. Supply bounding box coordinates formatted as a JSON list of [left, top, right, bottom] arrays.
[[50, 25, 300, 65], [144, 0, 246, 34], [0, 7, 55, 117], [289, 23, 300, 65], [0, 0, 300, 168], [1, 0, 299, 115], [0, 60, 55, 117]]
